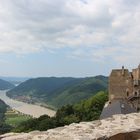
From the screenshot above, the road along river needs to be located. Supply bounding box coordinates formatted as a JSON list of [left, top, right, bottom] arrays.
[[0, 90, 56, 118]]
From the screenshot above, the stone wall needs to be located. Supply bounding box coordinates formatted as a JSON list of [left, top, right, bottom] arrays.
[[109, 131, 140, 140], [132, 67, 140, 81], [109, 69, 133, 101], [0, 113, 140, 140], [109, 65, 140, 111]]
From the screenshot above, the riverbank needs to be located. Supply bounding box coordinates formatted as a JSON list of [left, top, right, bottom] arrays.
[[5, 108, 31, 128], [0, 90, 56, 118]]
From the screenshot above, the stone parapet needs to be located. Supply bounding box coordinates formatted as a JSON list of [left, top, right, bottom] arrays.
[[0, 113, 140, 140]]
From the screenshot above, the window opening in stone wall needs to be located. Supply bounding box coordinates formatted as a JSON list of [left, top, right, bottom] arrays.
[[127, 91, 129, 97], [135, 92, 138, 96]]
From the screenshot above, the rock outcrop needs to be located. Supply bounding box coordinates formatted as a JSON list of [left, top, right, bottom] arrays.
[[0, 113, 140, 140]]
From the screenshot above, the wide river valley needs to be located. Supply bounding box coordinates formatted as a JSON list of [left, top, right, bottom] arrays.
[[0, 90, 56, 118]]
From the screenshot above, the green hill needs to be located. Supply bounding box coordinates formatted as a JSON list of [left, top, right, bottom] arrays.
[[0, 79, 15, 90], [0, 99, 7, 121], [14, 91, 108, 132], [7, 76, 108, 108], [0, 99, 12, 134]]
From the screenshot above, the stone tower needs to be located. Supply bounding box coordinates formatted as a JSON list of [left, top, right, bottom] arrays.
[[109, 65, 140, 111], [100, 65, 140, 119], [109, 66, 133, 101]]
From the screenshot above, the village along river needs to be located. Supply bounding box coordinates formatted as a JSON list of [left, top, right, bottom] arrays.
[[0, 90, 56, 118]]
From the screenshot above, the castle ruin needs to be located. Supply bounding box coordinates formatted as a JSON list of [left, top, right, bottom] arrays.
[[101, 65, 140, 119]]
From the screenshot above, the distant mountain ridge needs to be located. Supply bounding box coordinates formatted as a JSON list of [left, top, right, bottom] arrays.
[[0, 79, 15, 90], [0, 76, 30, 85], [7, 76, 108, 108]]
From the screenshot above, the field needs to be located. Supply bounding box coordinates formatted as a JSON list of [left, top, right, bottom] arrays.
[[5, 109, 31, 127]]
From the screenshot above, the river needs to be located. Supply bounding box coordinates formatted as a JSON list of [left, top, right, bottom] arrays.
[[0, 90, 56, 118]]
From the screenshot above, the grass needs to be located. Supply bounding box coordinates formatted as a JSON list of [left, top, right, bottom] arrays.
[[5, 109, 31, 127]]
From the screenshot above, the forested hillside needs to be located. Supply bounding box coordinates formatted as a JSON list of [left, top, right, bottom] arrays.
[[7, 76, 108, 108], [0, 99, 11, 134], [0, 79, 15, 90], [14, 91, 108, 132]]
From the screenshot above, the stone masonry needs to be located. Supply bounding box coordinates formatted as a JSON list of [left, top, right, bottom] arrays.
[[0, 113, 140, 140], [109, 65, 140, 111]]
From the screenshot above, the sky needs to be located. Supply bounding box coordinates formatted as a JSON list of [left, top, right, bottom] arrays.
[[0, 0, 140, 77]]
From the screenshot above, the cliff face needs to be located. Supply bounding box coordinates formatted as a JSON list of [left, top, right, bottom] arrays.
[[0, 113, 140, 140]]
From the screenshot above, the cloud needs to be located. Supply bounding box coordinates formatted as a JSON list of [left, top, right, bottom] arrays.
[[0, 0, 139, 66]]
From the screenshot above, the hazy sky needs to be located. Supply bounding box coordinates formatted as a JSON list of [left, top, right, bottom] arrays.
[[0, 0, 140, 77]]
